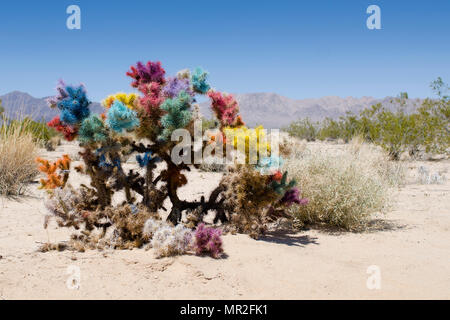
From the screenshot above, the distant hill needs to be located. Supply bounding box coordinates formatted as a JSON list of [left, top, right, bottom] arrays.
[[0, 91, 103, 122], [1, 91, 422, 128], [199, 93, 423, 128]]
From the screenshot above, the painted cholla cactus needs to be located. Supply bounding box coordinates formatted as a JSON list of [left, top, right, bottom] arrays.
[[38, 60, 307, 256]]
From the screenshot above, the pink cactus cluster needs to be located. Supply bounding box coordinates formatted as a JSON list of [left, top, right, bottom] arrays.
[[193, 223, 224, 258], [207, 91, 242, 127], [138, 82, 164, 112]]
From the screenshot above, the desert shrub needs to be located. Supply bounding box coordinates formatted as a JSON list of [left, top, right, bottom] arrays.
[[359, 88, 449, 159], [317, 117, 344, 141], [414, 82, 449, 156], [283, 118, 319, 141], [0, 119, 39, 195], [284, 140, 403, 230], [361, 103, 415, 160]]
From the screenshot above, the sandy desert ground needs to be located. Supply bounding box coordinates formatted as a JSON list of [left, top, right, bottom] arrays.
[[0, 141, 449, 300]]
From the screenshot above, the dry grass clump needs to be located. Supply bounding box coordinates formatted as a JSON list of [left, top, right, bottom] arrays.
[[348, 136, 405, 187], [0, 122, 39, 195], [284, 138, 405, 231]]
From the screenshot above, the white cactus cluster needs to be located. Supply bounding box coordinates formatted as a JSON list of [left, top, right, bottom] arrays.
[[143, 218, 193, 258]]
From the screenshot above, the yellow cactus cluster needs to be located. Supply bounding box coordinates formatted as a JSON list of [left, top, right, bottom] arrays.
[[102, 93, 138, 110], [223, 125, 271, 163]]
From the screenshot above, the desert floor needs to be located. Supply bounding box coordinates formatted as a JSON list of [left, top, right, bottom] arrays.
[[0, 142, 449, 299]]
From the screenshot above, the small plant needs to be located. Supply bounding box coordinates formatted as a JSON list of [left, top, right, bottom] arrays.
[[192, 223, 223, 258], [150, 223, 193, 258]]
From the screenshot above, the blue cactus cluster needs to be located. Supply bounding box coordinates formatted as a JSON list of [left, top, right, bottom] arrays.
[[78, 114, 109, 144], [191, 67, 210, 94], [58, 84, 91, 125], [98, 153, 121, 170], [158, 90, 193, 141], [257, 155, 284, 175], [136, 151, 161, 168], [106, 100, 140, 133]]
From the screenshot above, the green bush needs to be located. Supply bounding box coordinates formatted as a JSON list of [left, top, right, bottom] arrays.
[[201, 117, 218, 131], [285, 78, 450, 160], [283, 118, 319, 141], [317, 117, 344, 141], [0, 116, 57, 143]]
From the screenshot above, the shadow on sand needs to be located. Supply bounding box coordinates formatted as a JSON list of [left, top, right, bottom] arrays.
[[298, 219, 409, 236], [257, 230, 319, 247]]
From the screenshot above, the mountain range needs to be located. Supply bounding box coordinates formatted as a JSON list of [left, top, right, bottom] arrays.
[[0, 91, 103, 121], [198, 93, 422, 128], [0, 91, 422, 129]]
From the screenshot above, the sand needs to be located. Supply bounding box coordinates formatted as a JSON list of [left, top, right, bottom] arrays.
[[0, 142, 449, 300]]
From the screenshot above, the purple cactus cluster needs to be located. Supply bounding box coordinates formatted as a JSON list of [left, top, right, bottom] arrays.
[[193, 223, 224, 258], [127, 61, 166, 88], [162, 77, 194, 98], [281, 187, 309, 206], [46, 79, 68, 108]]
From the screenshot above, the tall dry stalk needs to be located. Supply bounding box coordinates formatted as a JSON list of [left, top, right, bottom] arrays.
[[0, 114, 39, 196]]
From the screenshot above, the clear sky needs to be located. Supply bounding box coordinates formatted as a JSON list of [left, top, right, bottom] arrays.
[[0, 0, 449, 101]]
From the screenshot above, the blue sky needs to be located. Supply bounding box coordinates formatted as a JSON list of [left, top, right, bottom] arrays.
[[0, 0, 449, 101]]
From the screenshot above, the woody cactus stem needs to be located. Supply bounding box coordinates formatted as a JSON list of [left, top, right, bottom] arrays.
[[129, 141, 228, 225], [80, 149, 112, 207], [143, 161, 154, 207], [109, 150, 132, 203], [166, 184, 227, 225]]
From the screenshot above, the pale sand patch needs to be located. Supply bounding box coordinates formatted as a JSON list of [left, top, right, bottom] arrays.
[[0, 142, 449, 299]]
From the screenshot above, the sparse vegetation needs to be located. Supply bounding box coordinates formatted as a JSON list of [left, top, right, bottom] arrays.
[[284, 118, 319, 142], [284, 78, 450, 160], [1, 114, 57, 145], [284, 138, 405, 230]]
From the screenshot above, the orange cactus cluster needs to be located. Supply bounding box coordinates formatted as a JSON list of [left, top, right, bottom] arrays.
[[36, 154, 71, 189]]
